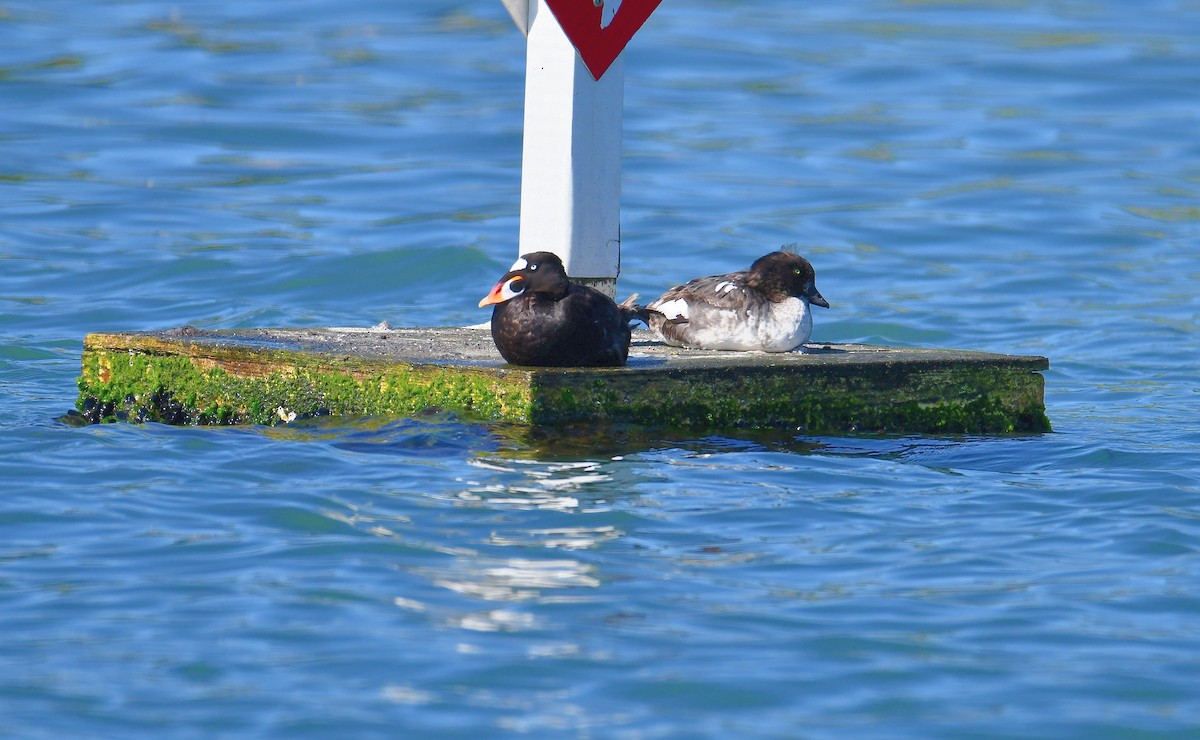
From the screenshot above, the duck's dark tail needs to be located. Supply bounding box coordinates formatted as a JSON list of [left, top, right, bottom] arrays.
[[618, 294, 656, 326]]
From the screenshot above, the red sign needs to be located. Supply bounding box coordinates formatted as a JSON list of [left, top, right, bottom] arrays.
[[543, 0, 664, 80]]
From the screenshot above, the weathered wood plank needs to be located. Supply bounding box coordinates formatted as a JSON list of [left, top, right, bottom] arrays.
[[76, 326, 1050, 433]]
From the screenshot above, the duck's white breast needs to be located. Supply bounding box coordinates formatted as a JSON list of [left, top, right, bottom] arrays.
[[756, 297, 812, 352]]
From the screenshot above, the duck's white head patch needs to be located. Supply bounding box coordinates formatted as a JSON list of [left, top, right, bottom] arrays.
[[508, 257, 529, 272]]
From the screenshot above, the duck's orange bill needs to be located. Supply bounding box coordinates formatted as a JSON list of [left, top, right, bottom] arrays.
[[479, 276, 524, 307], [478, 282, 507, 308]]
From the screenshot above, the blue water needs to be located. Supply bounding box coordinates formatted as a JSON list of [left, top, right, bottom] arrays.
[[3, 0, 1199, 736]]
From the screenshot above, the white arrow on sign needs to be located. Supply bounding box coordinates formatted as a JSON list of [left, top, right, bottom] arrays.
[[601, 0, 622, 29], [505, 0, 624, 35]]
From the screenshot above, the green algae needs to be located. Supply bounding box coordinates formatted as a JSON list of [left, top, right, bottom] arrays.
[[527, 363, 1048, 433], [76, 330, 1049, 434], [78, 337, 533, 426]]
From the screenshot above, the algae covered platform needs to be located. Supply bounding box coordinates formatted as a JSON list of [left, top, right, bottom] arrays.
[[76, 326, 1049, 434]]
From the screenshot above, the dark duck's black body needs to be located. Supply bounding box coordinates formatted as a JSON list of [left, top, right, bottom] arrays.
[[479, 251, 643, 367]]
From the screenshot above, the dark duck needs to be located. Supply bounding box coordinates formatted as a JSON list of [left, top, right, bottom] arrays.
[[479, 251, 644, 367], [645, 250, 830, 352]]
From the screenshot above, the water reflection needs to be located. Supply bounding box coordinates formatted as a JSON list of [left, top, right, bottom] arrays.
[[454, 457, 615, 512], [420, 556, 600, 603], [257, 411, 1078, 646], [489, 525, 622, 550], [398, 555, 600, 633]]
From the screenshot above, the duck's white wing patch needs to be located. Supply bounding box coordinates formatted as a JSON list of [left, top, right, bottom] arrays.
[[680, 274, 751, 310], [652, 297, 690, 321]]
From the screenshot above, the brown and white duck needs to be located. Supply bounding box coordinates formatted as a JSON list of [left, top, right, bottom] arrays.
[[645, 250, 829, 352]]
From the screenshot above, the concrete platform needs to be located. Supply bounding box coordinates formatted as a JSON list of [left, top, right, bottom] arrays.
[[75, 326, 1050, 434]]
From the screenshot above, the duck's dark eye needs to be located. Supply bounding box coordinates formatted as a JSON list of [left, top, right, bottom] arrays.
[[529, 263, 538, 271], [793, 268, 802, 275]]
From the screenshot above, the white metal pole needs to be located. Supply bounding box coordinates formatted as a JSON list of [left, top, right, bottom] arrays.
[[518, 0, 623, 298]]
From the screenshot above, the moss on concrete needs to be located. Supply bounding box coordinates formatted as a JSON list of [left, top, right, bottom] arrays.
[[525, 362, 1048, 433], [76, 328, 1050, 434], [77, 333, 533, 426]]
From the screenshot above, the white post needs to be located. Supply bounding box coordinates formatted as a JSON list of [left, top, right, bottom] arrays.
[[518, 0, 623, 298]]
